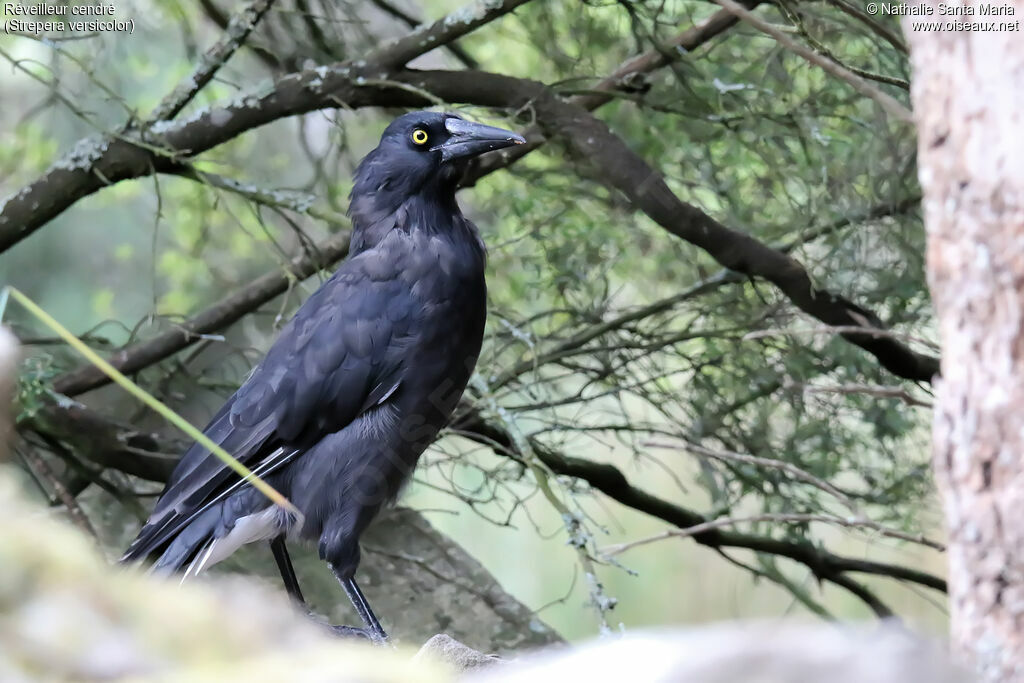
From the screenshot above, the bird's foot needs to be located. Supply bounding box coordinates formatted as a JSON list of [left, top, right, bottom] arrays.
[[324, 623, 389, 644], [303, 610, 388, 644]]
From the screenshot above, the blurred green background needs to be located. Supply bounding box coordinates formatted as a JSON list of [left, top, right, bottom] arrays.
[[1, 0, 941, 642]]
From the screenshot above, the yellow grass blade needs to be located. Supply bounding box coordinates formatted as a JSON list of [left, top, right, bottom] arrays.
[[5, 286, 296, 515]]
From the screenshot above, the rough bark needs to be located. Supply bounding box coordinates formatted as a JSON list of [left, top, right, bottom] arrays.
[[26, 408, 562, 651], [209, 507, 562, 653], [906, 10, 1024, 681], [82, 472, 561, 653], [0, 328, 19, 458]]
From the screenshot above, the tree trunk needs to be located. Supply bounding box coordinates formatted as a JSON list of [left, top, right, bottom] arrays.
[[906, 10, 1024, 681]]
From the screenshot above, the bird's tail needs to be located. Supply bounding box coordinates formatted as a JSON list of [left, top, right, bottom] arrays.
[[153, 506, 223, 574], [121, 504, 222, 574], [129, 503, 288, 582]]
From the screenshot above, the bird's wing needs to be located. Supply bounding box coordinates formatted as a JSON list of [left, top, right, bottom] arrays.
[[122, 259, 416, 562]]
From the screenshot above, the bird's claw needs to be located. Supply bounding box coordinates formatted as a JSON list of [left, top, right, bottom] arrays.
[[326, 624, 389, 644]]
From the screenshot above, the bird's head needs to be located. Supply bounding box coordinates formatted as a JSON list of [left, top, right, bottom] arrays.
[[352, 111, 526, 202]]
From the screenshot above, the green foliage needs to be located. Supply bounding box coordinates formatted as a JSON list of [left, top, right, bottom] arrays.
[[0, 0, 938, 639]]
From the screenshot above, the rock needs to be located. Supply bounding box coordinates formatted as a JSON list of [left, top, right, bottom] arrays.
[[470, 623, 966, 683], [0, 470, 452, 682], [414, 634, 503, 671]]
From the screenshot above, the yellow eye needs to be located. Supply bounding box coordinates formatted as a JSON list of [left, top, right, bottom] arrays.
[[411, 129, 429, 145]]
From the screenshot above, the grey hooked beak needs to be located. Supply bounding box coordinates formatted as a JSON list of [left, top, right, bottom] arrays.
[[436, 117, 526, 163]]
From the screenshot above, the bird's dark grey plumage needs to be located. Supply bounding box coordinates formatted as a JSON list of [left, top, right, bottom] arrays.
[[121, 111, 525, 640]]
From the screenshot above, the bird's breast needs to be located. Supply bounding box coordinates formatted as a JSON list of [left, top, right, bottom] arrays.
[[381, 228, 487, 413]]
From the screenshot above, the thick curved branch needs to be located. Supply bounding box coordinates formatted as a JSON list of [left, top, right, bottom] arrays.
[[0, 27, 936, 383], [453, 409, 946, 594], [400, 70, 938, 381], [0, 2, 729, 253], [462, 5, 753, 183], [45, 12, 752, 399], [0, 0, 532, 252], [543, 447, 945, 591]]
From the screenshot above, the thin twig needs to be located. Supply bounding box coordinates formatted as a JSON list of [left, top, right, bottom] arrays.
[[824, 0, 908, 54], [18, 446, 99, 539], [743, 325, 938, 351], [369, 0, 533, 68], [713, 0, 913, 123], [369, 0, 479, 68], [471, 375, 618, 634], [174, 166, 350, 228], [795, 382, 932, 408], [602, 512, 946, 557], [646, 440, 860, 513], [147, 0, 279, 123]]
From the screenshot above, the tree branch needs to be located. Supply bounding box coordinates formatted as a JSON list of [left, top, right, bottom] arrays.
[[52, 229, 351, 397], [49, 190, 913, 405], [367, 0, 532, 69], [0, 0, 935, 386], [601, 512, 945, 556], [462, 4, 754, 184], [24, 402, 182, 482], [369, 0, 480, 69], [37, 13, 917, 409], [399, 70, 938, 381], [713, 0, 912, 122], [148, 0, 279, 123], [197, 0, 282, 70], [41, 11, 757, 399], [451, 409, 947, 598], [2, 68, 937, 383], [23, 398, 946, 617], [0, 0, 532, 253]]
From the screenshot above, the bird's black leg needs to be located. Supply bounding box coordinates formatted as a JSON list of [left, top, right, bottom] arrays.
[[269, 536, 306, 605], [272, 539, 383, 642], [330, 564, 388, 643]]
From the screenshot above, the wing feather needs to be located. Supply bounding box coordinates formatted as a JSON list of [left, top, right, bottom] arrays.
[[123, 253, 418, 563]]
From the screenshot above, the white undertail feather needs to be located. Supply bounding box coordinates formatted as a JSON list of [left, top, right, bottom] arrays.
[[180, 508, 282, 580], [182, 540, 216, 582]]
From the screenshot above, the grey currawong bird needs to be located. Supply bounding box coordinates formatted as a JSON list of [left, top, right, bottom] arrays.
[[121, 111, 525, 641]]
